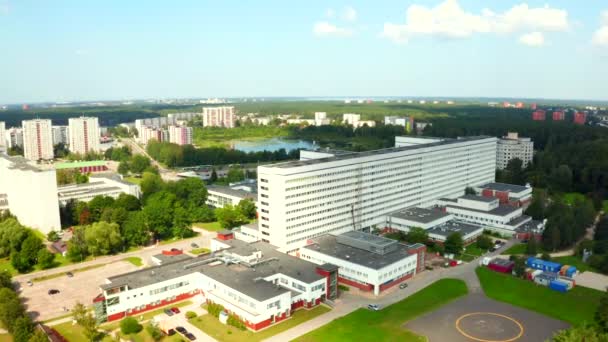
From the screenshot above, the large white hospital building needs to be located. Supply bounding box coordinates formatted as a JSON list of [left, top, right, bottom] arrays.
[[257, 136, 497, 252]]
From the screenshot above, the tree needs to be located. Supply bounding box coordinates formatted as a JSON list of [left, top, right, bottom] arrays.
[[67, 226, 88, 262], [0, 288, 25, 332], [129, 155, 151, 174], [526, 238, 538, 255], [596, 292, 608, 333], [140, 172, 164, 199], [114, 194, 141, 211], [12, 316, 33, 342], [0, 270, 12, 289], [117, 161, 130, 175], [72, 301, 100, 341], [476, 235, 493, 250], [513, 257, 526, 278], [525, 192, 546, 220], [37, 249, 55, 269], [143, 191, 176, 239], [146, 322, 163, 341], [542, 225, 561, 252], [541, 253, 552, 261], [226, 167, 245, 183], [210, 168, 218, 182], [549, 165, 573, 192], [464, 187, 476, 195], [46, 231, 60, 242], [172, 206, 193, 238], [505, 158, 526, 185], [237, 199, 257, 220], [405, 227, 429, 244], [444, 232, 464, 254], [84, 222, 123, 256], [121, 211, 149, 246], [120, 317, 142, 334], [215, 205, 247, 229], [28, 329, 50, 342], [551, 324, 608, 341]]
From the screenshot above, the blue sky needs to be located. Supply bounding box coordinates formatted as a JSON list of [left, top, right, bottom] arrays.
[[1, 0, 607, 103]]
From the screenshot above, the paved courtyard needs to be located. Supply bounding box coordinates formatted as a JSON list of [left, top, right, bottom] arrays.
[[405, 293, 569, 342], [18, 261, 138, 321]]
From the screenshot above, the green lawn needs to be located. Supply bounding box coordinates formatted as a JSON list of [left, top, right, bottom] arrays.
[[189, 305, 330, 342], [552, 255, 598, 273], [54, 321, 184, 342], [295, 279, 468, 342], [603, 200, 608, 213], [562, 192, 586, 205], [123, 257, 143, 267], [193, 221, 223, 232], [190, 248, 210, 255], [503, 243, 527, 255], [124, 176, 142, 185], [463, 244, 487, 256], [0, 258, 17, 275], [0, 334, 12, 342], [476, 267, 602, 325]]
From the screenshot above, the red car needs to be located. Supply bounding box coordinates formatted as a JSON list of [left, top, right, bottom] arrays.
[[171, 307, 181, 314]]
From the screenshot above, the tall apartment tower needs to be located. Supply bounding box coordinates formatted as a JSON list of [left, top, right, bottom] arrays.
[[68, 117, 100, 155], [52, 126, 70, 145], [573, 112, 587, 125], [552, 111, 565, 121], [168, 125, 193, 145], [5, 127, 23, 148], [0, 122, 5, 148], [532, 110, 546, 121], [22, 119, 54, 161], [202, 106, 235, 128], [496, 132, 534, 170]]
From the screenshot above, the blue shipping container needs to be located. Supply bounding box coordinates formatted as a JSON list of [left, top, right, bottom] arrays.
[[565, 266, 577, 278], [526, 257, 562, 273], [549, 280, 569, 293]]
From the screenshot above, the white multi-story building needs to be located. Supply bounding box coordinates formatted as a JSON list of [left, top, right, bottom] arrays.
[[314, 112, 330, 126], [342, 113, 361, 126], [96, 238, 328, 330], [68, 117, 100, 155], [5, 127, 23, 148], [51, 126, 69, 145], [167, 112, 199, 122], [135, 117, 177, 143], [0, 153, 61, 233], [0, 122, 5, 148], [139, 126, 168, 145], [57, 174, 141, 206], [206, 181, 257, 208], [496, 132, 533, 170], [22, 119, 54, 161], [257, 136, 497, 252], [202, 106, 235, 128], [168, 125, 193, 146], [384, 116, 413, 130]]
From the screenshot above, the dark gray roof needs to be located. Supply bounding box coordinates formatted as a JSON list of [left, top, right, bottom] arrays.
[[427, 220, 484, 238], [0, 154, 46, 172], [460, 194, 497, 203], [151, 253, 192, 264], [478, 182, 529, 193], [266, 136, 494, 169], [516, 219, 544, 233], [507, 215, 531, 227], [303, 234, 417, 270], [445, 204, 520, 217], [389, 207, 450, 223], [207, 185, 257, 199]]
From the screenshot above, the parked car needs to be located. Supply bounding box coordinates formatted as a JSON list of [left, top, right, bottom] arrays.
[[66, 272, 74, 278], [26, 281, 33, 286], [164, 309, 174, 316], [367, 304, 380, 311], [48, 289, 60, 295], [191, 243, 199, 248], [399, 283, 408, 289], [166, 329, 176, 336], [171, 307, 181, 314], [489, 247, 497, 252], [184, 333, 196, 340], [175, 327, 187, 334]]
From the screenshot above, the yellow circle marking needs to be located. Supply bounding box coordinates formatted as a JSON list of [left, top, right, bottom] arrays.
[[455, 312, 524, 342]]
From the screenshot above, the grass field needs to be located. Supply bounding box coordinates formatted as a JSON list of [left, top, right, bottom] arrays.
[[562, 192, 586, 205], [295, 279, 468, 342], [123, 257, 143, 267], [0, 334, 12, 342], [190, 248, 210, 255], [0, 258, 16, 275], [503, 243, 527, 255], [124, 177, 142, 185], [189, 305, 330, 342], [552, 255, 598, 273], [476, 267, 602, 325], [193, 221, 223, 232]]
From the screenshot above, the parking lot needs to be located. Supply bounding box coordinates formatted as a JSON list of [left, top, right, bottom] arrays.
[[150, 301, 214, 341], [19, 261, 138, 321], [405, 293, 569, 342]]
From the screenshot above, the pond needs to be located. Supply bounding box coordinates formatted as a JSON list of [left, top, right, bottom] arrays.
[[229, 138, 316, 153]]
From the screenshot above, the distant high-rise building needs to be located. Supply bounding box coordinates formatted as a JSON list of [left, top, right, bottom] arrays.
[[385, 116, 414, 132], [139, 126, 167, 145], [515, 102, 524, 108], [552, 111, 565, 121], [531, 103, 537, 110], [314, 112, 330, 126], [573, 112, 587, 125], [0, 122, 5, 148], [342, 113, 361, 126], [22, 119, 53, 161], [52, 126, 70, 145], [168, 125, 193, 146], [202, 106, 235, 128], [5, 127, 23, 148], [68, 117, 100, 155], [496, 132, 534, 170], [532, 110, 546, 121]]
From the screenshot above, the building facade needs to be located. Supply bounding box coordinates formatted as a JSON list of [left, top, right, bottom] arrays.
[[496, 132, 533, 170], [202, 106, 235, 128], [69, 117, 100, 155], [573, 112, 587, 125], [22, 119, 54, 161], [257, 136, 497, 252], [139, 126, 168, 145], [532, 110, 546, 121], [552, 111, 565, 121], [0, 154, 61, 233], [168, 125, 193, 146], [5, 127, 23, 148], [51, 126, 70, 145], [0, 122, 5, 148]]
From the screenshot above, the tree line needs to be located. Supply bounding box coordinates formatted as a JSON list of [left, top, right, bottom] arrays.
[[0, 214, 55, 273]]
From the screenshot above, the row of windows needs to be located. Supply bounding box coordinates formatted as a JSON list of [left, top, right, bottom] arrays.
[[149, 281, 189, 296]]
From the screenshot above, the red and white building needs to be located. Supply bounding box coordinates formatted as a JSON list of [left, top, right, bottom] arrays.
[[139, 126, 168, 145], [474, 182, 532, 207], [22, 119, 54, 161], [573, 112, 587, 125], [202, 106, 235, 128], [552, 111, 565, 121], [532, 110, 546, 121], [168, 125, 193, 146], [68, 117, 100, 155]]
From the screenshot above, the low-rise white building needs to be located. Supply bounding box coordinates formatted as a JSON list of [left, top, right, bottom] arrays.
[[96, 238, 329, 331], [206, 182, 257, 208], [57, 174, 141, 205], [300, 231, 425, 295], [474, 182, 532, 208]]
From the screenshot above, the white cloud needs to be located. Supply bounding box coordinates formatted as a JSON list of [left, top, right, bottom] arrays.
[[592, 11, 608, 46], [381, 0, 569, 44], [313, 22, 353, 37], [326, 8, 335, 19], [519, 31, 544, 46], [342, 6, 357, 22]]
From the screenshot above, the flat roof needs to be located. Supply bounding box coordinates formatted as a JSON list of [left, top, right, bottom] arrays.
[[478, 182, 529, 193], [459, 194, 497, 203], [151, 253, 192, 264], [265, 136, 494, 169], [207, 185, 257, 199], [445, 203, 520, 217], [389, 207, 450, 223], [339, 230, 396, 248], [427, 220, 483, 238], [303, 234, 416, 270], [0, 154, 47, 172], [54, 160, 106, 169]]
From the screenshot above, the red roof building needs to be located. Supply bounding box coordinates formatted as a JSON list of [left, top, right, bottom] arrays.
[[532, 110, 546, 121], [552, 111, 565, 121], [573, 112, 586, 125]]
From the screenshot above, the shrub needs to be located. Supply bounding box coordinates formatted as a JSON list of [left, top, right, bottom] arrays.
[[227, 314, 246, 331], [47, 231, 60, 242], [338, 284, 350, 292], [145, 322, 163, 341], [185, 311, 197, 319], [207, 302, 224, 318], [541, 253, 552, 261], [120, 317, 142, 335]]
